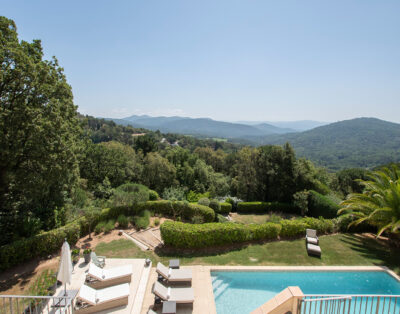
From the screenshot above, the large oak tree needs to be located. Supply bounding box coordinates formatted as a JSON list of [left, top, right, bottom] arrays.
[[0, 17, 82, 242]]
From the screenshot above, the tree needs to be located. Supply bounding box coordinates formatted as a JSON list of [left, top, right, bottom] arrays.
[[339, 166, 400, 238], [142, 152, 176, 193], [134, 134, 158, 155], [0, 17, 82, 242], [80, 141, 142, 189]]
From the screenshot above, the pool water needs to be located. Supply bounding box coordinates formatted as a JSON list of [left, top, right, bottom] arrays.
[[211, 271, 400, 314]]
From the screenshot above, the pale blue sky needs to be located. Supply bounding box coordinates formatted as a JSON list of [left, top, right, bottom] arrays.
[[3, 0, 400, 122]]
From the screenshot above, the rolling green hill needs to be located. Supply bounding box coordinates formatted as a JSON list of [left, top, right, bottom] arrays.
[[247, 118, 400, 170]]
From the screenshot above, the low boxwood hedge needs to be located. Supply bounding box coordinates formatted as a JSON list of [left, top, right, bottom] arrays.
[[160, 221, 281, 248], [307, 190, 340, 219], [237, 202, 298, 214]]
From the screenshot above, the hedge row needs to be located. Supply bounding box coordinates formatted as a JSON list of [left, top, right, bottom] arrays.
[[136, 200, 215, 222], [219, 202, 232, 214], [0, 219, 84, 271], [0, 200, 215, 271], [160, 217, 335, 248], [237, 202, 298, 214], [160, 221, 281, 248], [307, 190, 340, 219]]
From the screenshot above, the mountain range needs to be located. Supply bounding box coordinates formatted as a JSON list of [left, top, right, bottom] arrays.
[[105, 115, 400, 170], [106, 115, 304, 138]]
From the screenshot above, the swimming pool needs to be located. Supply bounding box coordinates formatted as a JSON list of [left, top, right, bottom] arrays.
[[211, 271, 400, 314]]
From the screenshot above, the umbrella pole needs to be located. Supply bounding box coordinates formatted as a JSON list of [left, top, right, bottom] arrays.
[[64, 283, 67, 296]]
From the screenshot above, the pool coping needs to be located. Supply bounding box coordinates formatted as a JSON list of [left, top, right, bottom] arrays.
[[208, 266, 400, 282]]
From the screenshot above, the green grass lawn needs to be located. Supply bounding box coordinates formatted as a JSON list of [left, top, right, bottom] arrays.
[[230, 213, 296, 224], [95, 233, 400, 275]]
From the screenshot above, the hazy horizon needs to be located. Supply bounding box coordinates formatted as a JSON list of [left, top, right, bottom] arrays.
[[3, 1, 400, 122]]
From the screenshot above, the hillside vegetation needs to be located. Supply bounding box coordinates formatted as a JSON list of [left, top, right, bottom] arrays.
[[243, 118, 400, 170]]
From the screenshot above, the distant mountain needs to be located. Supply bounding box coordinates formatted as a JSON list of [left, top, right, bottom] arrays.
[[237, 120, 328, 131], [248, 118, 400, 170], [105, 115, 296, 138]]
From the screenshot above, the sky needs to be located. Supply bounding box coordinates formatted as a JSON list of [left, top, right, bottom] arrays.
[[2, 0, 400, 122]]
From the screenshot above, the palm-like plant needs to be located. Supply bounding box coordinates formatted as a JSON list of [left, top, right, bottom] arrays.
[[338, 165, 400, 237]]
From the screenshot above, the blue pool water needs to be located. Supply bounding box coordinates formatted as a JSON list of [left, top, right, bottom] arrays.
[[211, 271, 400, 314]]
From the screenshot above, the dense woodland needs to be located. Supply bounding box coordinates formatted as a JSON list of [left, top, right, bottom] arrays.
[[0, 16, 391, 248]]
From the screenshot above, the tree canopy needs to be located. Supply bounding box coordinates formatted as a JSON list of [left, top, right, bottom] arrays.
[[0, 17, 82, 243]]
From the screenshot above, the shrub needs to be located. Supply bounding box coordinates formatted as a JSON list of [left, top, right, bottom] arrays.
[[149, 190, 159, 201], [117, 214, 129, 228], [267, 213, 282, 224], [209, 199, 221, 213], [106, 183, 149, 207], [186, 191, 210, 202], [219, 202, 232, 215], [162, 186, 186, 201], [134, 210, 151, 230], [198, 197, 210, 207], [160, 221, 281, 248], [94, 221, 106, 234], [308, 190, 340, 218], [279, 219, 308, 237], [154, 217, 160, 226], [137, 200, 215, 223], [217, 214, 229, 223], [237, 202, 297, 214], [191, 215, 204, 224], [104, 220, 115, 233], [0, 219, 82, 271]]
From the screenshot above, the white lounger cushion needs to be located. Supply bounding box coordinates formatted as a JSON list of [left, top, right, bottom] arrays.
[[88, 263, 132, 281], [153, 281, 194, 303], [306, 229, 317, 238], [156, 262, 192, 281], [78, 283, 130, 305], [306, 237, 318, 245]]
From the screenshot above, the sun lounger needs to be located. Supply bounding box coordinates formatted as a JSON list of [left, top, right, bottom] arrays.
[[90, 252, 106, 268], [306, 228, 319, 245], [307, 243, 322, 257], [152, 281, 194, 304], [75, 283, 129, 313], [156, 262, 192, 283], [86, 263, 132, 289]]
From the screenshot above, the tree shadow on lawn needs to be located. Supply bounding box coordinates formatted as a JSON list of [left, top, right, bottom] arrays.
[[339, 233, 400, 273]]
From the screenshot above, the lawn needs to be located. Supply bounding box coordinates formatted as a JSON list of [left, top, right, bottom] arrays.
[[95, 233, 400, 275]]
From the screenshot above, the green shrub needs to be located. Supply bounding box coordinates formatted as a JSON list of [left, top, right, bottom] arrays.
[[162, 186, 186, 201], [117, 214, 129, 228], [267, 214, 282, 224], [104, 220, 115, 233], [154, 217, 160, 226], [134, 210, 151, 230], [237, 202, 297, 214], [300, 217, 335, 234], [198, 197, 210, 207], [149, 190, 159, 201], [186, 191, 210, 202], [219, 202, 232, 214], [94, 221, 106, 234], [191, 215, 204, 224], [217, 214, 229, 223], [0, 219, 82, 271], [337, 214, 375, 233], [308, 190, 340, 218], [279, 219, 308, 237], [160, 221, 281, 248], [209, 199, 221, 213], [137, 200, 214, 223], [107, 183, 150, 207]]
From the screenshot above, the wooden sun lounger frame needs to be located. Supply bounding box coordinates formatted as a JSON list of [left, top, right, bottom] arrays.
[[86, 273, 132, 289]]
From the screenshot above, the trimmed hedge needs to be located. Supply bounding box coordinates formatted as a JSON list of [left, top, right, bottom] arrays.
[[308, 190, 340, 219], [219, 202, 232, 214], [0, 200, 214, 271], [161, 221, 281, 248], [237, 202, 298, 214], [0, 219, 83, 271], [137, 200, 215, 223], [160, 217, 335, 248]]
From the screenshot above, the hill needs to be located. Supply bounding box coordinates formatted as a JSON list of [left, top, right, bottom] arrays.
[[248, 118, 400, 170], [237, 120, 327, 131], [106, 115, 297, 138]]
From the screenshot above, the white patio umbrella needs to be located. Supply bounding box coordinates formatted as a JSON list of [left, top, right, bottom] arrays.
[[57, 239, 73, 296]]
